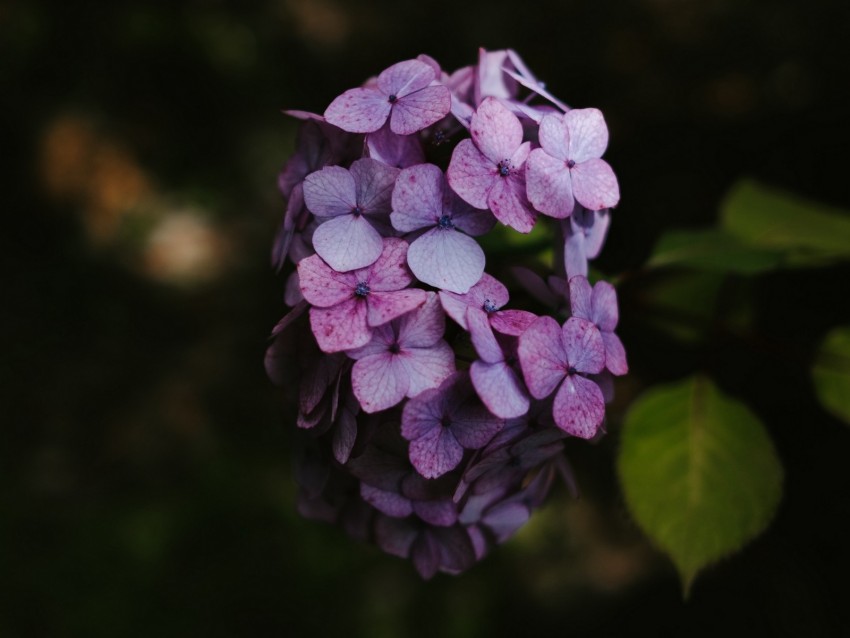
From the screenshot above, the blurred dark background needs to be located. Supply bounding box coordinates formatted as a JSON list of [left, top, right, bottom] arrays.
[[3, 0, 850, 636]]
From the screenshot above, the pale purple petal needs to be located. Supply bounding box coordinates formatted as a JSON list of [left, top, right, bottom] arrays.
[[346, 323, 394, 360], [361, 483, 413, 518], [407, 228, 485, 294], [351, 353, 409, 413], [408, 425, 464, 479], [552, 374, 605, 439], [349, 158, 399, 215], [537, 114, 570, 161], [466, 307, 502, 364], [400, 341, 456, 397], [487, 172, 537, 233], [312, 214, 384, 272], [601, 332, 628, 376], [449, 196, 495, 236], [297, 254, 355, 307], [362, 238, 413, 291], [302, 166, 357, 218], [377, 59, 435, 97], [482, 500, 530, 542], [397, 292, 445, 348], [470, 97, 523, 163], [324, 87, 390, 134], [446, 139, 495, 210], [438, 273, 509, 329], [366, 125, 425, 169], [489, 309, 537, 336], [568, 275, 594, 321], [366, 289, 428, 327], [565, 108, 609, 163], [591, 280, 619, 331], [518, 316, 567, 399], [526, 148, 574, 218], [401, 387, 445, 440], [562, 317, 605, 375], [309, 299, 371, 352], [577, 208, 611, 259], [476, 49, 518, 103], [571, 159, 620, 211], [470, 361, 530, 419], [564, 222, 589, 279], [413, 500, 457, 527], [390, 163, 444, 233], [503, 50, 570, 112], [391, 85, 452, 135], [451, 403, 504, 449]]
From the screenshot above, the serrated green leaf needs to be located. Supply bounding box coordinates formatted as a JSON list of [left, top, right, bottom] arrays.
[[617, 376, 783, 595], [720, 180, 850, 264], [812, 326, 850, 425], [647, 229, 784, 273]]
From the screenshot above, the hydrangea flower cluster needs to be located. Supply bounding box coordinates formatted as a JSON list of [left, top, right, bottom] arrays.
[[266, 49, 626, 579]]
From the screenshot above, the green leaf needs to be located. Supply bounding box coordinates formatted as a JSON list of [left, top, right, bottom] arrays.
[[720, 180, 850, 265], [647, 229, 784, 273], [617, 376, 783, 595], [812, 326, 850, 425], [639, 271, 724, 344]]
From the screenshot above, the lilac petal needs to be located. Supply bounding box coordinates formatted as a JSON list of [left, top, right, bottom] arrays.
[[401, 341, 456, 397], [407, 228, 485, 294], [571, 159, 620, 211], [391, 163, 444, 233], [350, 158, 399, 215], [391, 85, 452, 135], [401, 387, 444, 439], [411, 532, 441, 579], [564, 222, 589, 279], [591, 280, 619, 331], [324, 87, 391, 134], [397, 292, 445, 347], [577, 208, 611, 259], [476, 49, 518, 103], [487, 173, 537, 233], [482, 500, 530, 542], [367, 289, 428, 327], [446, 139, 495, 210], [601, 331, 629, 376], [433, 527, 476, 574], [503, 50, 570, 112], [518, 316, 568, 399], [562, 317, 605, 374], [312, 214, 384, 272], [351, 353, 409, 413], [332, 398, 358, 464], [565, 108, 609, 163], [439, 273, 510, 328], [552, 374, 605, 439], [346, 323, 394, 360], [361, 483, 413, 518], [470, 361, 530, 419], [467, 307, 502, 363], [309, 299, 371, 352], [413, 499, 457, 527], [297, 254, 355, 307], [489, 309, 537, 336], [367, 125, 425, 169], [302, 165, 357, 218], [471, 97, 523, 163], [362, 238, 413, 291], [568, 275, 594, 321], [537, 114, 570, 161], [450, 197, 495, 237], [526, 149, 574, 218], [408, 425, 464, 479], [377, 59, 435, 97], [451, 404, 504, 449]]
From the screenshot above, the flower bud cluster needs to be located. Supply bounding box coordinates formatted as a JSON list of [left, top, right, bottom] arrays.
[[266, 49, 627, 578]]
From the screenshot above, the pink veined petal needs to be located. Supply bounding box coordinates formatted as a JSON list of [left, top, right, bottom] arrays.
[[346, 323, 395, 360], [367, 124, 425, 169], [350, 158, 400, 215], [401, 387, 444, 439], [571, 159, 620, 211], [471, 97, 523, 163], [476, 49, 518, 103], [552, 374, 605, 439], [447, 139, 495, 210], [390, 163, 445, 233], [537, 114, 570, 161], [489, 309, 537, 336], [407, 228, 485, 294], [309, 299, 371, 353], [565, 108, 609, 163], [367, 289, 428, 327], [302, 166, 357, 218], [351, 352, 410, 413], [324, 87, 391, 134], [312, 214, 384, 272], [297, 253, 355, 307], [363, 238, 413, 291], [451, 403, 504, 449], [601, 331, 628, 376], [467, 307, 502, 363], [438, 272, 510, 328], [568, 275, 594, 321], [561, 317, 605, 375], [591, 280, 619, 331], [408, 425, 464, 479], [518, 316, 568, 399], [526, 149, 575, 218], [487, 173, 537, 233], [360, 483, 413, 518], [470, 360, 530, 419], [377, 59, 436, 97], [391, 85, 452, 135], [397, 292, 445, 348], [399, 341, 456, 397]]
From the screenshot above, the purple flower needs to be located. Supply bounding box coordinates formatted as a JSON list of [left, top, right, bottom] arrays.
[[401, 372, 504, 479], [347, 292, 456, 413], [562, 207, 611, 279], [324, 59, 451, 135], [466, 307, 530, 419], [374, 515, 475, 579], [391, 163, 494, 293], [447, 97, 537, 233], [366, 123, 425, 169], [298, 238, 428, 352], [526, 110, 620, 218], [518, 316, 606, 439], [302, 158, 400, 272], [438, 272, 537, 336], [568, 275, 628, 376]]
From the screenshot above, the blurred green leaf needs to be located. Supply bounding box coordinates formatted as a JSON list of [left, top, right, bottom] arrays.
[[617, 376, 783, 596], [721, 180, 850, 265], [647, 229, 784, 273], [639, 271, 724, 344], [812, 326, 850, 426]]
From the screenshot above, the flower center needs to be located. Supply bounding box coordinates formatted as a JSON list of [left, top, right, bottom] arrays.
[[483, 299, 498, 313], [497, 159, 511, 177], [388, 94, 398, 104], [389, 342, 401, 354], [351, 205, 363, 217], [437, 214, 454, 229], [567, 366, 578, 376], [567, 159, 576, 169], [354, 282, 371, 297]]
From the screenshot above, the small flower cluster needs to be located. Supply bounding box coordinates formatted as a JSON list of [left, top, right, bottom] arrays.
[[266, 49, 626, 578]]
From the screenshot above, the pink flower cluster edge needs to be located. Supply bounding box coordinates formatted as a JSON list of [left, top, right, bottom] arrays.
[[266, 49, 627, 579]]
